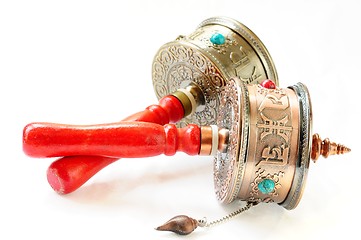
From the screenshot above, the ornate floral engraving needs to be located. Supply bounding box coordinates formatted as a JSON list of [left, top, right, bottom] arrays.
[[214, 79, 248, 203], [152, 44, 227, 126], [200, 31, 237, 54], [214, 80, 239, 202], [249, 168, 284, 203]]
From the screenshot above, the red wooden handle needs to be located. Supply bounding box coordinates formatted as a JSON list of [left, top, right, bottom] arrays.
[[23, 122, 200, 158], [25, 95, 185, 194], [47, 155, 119, 194], [122, 95, 184, 124], [41, 81, 273, 194]]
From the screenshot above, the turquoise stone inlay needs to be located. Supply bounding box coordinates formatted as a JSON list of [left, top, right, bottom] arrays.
[[258, 179, 275, 194], [210, 33, 226, 45]]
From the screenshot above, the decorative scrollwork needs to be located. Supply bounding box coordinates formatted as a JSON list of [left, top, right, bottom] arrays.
[[214, 78, 243, 203], [152, 44, 226, 126], [248, 168, 285, 203]]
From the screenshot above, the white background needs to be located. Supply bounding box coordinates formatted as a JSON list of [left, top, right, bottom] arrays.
[[1, 0, 360, 239]]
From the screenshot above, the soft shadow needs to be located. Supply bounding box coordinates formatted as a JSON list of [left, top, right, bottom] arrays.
[[63, 160, 211, 205]]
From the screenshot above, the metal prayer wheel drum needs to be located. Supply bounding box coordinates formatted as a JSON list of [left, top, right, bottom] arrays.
[[152, 17, 278, 126], [215, 77, 312, 210]]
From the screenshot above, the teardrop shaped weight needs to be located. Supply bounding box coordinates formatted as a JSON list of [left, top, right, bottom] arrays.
[[155, 215, 199, 235]]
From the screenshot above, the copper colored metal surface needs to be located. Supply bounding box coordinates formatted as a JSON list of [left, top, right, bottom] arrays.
[[217, 128, 229, 153], [212, 78, 350, 209], [238, 84, 300, 204], [311, 134, 351, 162], [200, 126, 213, 155]]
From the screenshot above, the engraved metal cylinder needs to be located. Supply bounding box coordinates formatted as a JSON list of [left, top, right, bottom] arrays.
[[214, 77, 312, 210], [152, 17, 278, 126]]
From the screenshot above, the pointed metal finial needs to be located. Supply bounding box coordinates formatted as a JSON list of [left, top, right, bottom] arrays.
[[311, 134, 351, 162]]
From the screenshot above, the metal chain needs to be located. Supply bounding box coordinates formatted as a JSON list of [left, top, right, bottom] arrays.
[[197, 201, 255, 228]]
